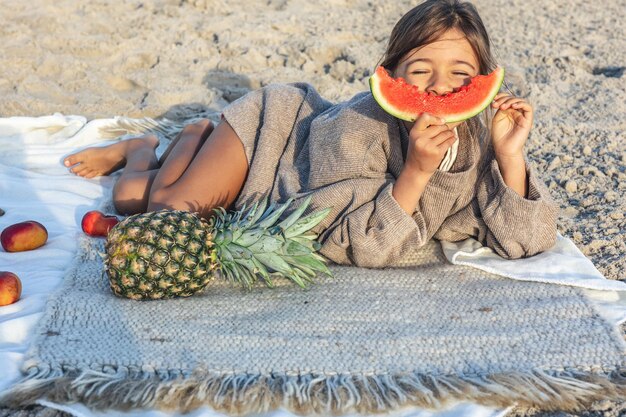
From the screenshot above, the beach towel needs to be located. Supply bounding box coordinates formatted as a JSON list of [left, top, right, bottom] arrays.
[[0, 115, 624, 417]]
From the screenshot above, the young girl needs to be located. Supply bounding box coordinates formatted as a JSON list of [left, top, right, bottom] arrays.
[[63, 0, 558, 268]]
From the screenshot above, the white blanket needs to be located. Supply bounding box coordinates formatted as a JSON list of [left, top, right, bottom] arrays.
[[1, 115, 624, 417]]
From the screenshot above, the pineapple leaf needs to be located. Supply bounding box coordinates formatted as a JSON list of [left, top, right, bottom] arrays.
[[251, 257, 273, 286], [284, 258, 317, 277], [232, 202, 253, 238], [236, 229, 266, 247], [284, 268, 310, 288], [284, 207, 332, 238], [214, 229, 233, 246], [310, 252, 329, 263], [233, 259, 257, 289], [254, 252, 294, 275], [281, 240, 312, 256], [291, 236, 322, 251], [218, 246, 235, 264], [232, 257, 257, 274], [246, 235, 285, 254], [294, 267, 317, 284], [232, 201, 262, 241], [221, 263, 236, 283], [287, 254, 333, 278], [227, 243, 254, 260], [230, 263, 243, 283], [246, 198, 268, 226], [275, 195, 312, 230], [255, 198, 293, 229]]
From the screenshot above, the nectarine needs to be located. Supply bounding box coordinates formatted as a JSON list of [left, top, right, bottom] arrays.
[[1, 221, 48, 252], [0, 271, 22, 306], [82, 211, 119, 237]]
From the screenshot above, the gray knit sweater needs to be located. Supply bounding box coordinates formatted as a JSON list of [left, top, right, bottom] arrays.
[[222, 83, 559, 268]]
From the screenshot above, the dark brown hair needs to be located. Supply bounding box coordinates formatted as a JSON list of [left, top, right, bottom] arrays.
[[380, 0, 496, 74]]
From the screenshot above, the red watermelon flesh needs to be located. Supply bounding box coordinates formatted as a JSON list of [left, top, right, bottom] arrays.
[[369, 65, 505, 123]]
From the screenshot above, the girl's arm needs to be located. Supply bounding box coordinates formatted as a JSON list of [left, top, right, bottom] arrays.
[[490, 92, 534, 198], [495, 154, 528, 198], [473, 93, 559, 258], [392, 113, 457, 215], [475, 155, 559, 259]]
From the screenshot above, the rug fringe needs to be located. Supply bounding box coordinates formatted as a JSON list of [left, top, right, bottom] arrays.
[[1, 365, 624, 415], [97, 115, 219, 141]]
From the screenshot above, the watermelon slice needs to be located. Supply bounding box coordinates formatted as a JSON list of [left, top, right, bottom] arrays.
[[369, 65, 505, 123]]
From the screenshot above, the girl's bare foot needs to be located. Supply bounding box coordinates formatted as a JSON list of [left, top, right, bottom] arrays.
[[64, 135, 159, 178]]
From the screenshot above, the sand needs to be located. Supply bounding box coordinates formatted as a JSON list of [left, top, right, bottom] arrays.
[[0, 0, 624, 415]]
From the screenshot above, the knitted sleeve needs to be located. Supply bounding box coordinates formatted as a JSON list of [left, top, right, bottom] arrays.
[[476, 155, 560, 259], [313, 178, 429, 268]]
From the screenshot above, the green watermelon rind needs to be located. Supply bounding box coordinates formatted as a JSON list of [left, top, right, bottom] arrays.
[[369, 66, 505, 124]]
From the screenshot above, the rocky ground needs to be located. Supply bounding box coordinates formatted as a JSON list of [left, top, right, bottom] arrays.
[[0, 1, 623, 416]]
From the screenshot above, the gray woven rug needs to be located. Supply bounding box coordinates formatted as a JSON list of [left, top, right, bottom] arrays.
[[1, 235, 625, 416]]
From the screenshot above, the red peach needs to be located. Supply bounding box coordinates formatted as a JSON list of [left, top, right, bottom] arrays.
[[0, 271, 22, 306], [81, 211, 120, 237], [1, 221, 48, 252]]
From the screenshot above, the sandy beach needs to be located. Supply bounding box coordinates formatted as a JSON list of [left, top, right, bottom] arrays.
[[0, 0, 624, 416]]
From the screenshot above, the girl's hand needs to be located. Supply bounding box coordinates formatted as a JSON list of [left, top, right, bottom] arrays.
[[406, 113, 457, 175], [490, 93, 533, 159]]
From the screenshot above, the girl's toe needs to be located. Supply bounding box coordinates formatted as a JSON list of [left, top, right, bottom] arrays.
[[64, 155, 80, 167], [71, 165, 88, 175]]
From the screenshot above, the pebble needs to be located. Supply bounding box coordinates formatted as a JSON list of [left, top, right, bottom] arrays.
[[564, 180, 578, 193], [604, 191, 617, 203], [581, 197, 595, 207], [547, 156, 561, 171], [593, 399, 613, 412], [609, 212, 624, 220], [587, 239, 607, 252], [562, 206, 578, 218], [572, 231, 583, 241], [0, 208, 4, 216], [582, 145, 592, 156]]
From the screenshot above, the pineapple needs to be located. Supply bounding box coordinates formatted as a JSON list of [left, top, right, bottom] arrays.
[[104, 196, 333, 300]]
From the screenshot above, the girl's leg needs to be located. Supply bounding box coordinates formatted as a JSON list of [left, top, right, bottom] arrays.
[[64, 135, 160, 214], [114, 121, 215, 214], [148, 120, 249, 220], [63, 135, 159, 178]]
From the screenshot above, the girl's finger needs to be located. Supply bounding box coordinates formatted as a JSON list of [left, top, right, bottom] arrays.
[[414, 113, 446, 131], [511, 101, 532, 111], [425, 124, 452, 137], [431, 129, 456, 147], [491, 93, 511, 104], [493, 93, 510, 101], [436, 134, 457, 151], [409, 123, 450, 142], [498, 98, 525, 110]]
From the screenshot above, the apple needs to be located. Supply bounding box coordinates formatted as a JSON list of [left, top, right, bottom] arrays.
[[82, 211, 120, 237], [1, 221, 48, 252], [0, 271, 22, 306]]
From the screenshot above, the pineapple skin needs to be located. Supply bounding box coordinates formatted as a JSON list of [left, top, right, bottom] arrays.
[[105, 210, 218, 300]]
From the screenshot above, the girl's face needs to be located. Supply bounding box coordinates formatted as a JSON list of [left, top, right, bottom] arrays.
[[393, 28, 479, 129]]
